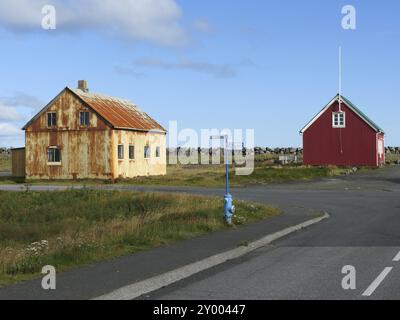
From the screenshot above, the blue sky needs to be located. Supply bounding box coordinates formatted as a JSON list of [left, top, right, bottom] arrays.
[[0, 0, 399, 148]]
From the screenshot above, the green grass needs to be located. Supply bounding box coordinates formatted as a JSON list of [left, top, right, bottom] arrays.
[[0, 155, 11, 172], [0, 189, 279, 286], [119, 164, 348, 187], [386, 153, 400, 164], [0, 164, 350, 187]]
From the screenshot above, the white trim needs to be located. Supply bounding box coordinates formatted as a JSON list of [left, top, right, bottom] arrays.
[[47, 162, 62, 166], [332, 111, 346, 128], [300, 96, 337, 133], [300, 95, 383, 134]]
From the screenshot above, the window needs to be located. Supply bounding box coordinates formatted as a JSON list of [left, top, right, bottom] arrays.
[[80, 111, 90, 126], [333, 112, 345, 128], [129, 145, 135, 160], [118, 145, 124, 160], [47, 147, 61, 163], [156, 147, 161, 158], [144, 145, 151, 159], [47, 112, 57, 127]]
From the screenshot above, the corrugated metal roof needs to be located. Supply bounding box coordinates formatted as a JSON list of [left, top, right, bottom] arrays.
[[70, 88, 166, 132]]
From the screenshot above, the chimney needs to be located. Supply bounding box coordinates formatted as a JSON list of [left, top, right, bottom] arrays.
[[78, 80, 89, 92]]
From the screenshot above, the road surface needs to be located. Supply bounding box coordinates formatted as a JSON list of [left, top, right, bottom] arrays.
[[1, 165, 400, 300], [140, 166, 400, 300]]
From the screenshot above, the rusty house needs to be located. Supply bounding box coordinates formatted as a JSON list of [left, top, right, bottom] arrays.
[[19, 80, 167, 180]]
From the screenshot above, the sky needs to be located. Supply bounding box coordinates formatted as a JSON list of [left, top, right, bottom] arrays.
[[0, 0, 399, 148]]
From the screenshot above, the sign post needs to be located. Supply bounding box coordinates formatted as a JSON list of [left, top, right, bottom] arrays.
[[210, 135, 235, 224]]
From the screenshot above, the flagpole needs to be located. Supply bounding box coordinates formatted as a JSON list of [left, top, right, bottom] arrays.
[[339, 46, 342, 112]]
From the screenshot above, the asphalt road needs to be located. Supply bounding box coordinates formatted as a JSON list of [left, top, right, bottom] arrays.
[[139, 166, 400, 300], [1, 165, 400, 300]]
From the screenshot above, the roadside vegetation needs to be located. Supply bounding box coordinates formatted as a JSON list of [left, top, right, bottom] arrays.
[[124, 164, 348, 187], [0, 155, 11, 172], [0, 164, 350, 187], [386, 153, 400, 164], [0, 152, 395, 187], [0, 189, 279, 286]]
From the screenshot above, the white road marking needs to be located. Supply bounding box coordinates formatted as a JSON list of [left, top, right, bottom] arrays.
[[393, 251, 400, 262], [93, 212, 330, 300], [362, 267, 393, 297]]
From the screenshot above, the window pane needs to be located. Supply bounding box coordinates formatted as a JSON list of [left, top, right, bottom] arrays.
[[48, 148, 61, 162], [144, 146, 150, 158], [54, 149, 60, 162], [156, 147, 160, 158], [118, 145, 124, 159], [48, 113, 56, 126], [129, 146, 135, 159], [80, 112, 90, 126]]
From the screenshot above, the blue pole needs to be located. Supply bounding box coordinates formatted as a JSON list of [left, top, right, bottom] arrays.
[[223, 136, 233, 225], [225, 137, 229, 195], [211, 135, 234, 225]]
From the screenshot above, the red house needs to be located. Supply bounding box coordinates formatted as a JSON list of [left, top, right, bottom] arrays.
[[300, 94, 385, 167]]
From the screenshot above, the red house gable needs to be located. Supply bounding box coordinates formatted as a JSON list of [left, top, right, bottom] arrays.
[[300, 95, 385, 167]]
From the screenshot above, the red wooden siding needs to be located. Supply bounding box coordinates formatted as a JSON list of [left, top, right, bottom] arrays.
[[303, 100, 379, 166]]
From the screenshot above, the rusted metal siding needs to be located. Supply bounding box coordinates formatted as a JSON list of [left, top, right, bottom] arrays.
[[11, 148, 26, 177], [25, 90, 114, 179], [112, 129, 167, 178], [303, 100, 380, 167]]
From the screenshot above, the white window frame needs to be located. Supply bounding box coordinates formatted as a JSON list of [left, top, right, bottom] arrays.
[[47, 146, 61, 165], [332, 112, 346, 128]]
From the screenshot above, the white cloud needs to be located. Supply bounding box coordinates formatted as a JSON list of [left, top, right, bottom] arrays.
[[2, 92, 44, 111], [0, 103, 22, 121], [0, 92, 41, 146], [0, 123, 22, 136], [0, 0, 188, 46], [135, 58, 237, 78], [193, 19, 214, 34]]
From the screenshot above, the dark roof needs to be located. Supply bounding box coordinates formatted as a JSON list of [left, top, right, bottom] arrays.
[[300, 94, 385, 134]]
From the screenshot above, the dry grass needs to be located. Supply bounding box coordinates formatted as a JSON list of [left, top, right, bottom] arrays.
[[0, 189, 279, 286], [119, 164, 347, 187], [386, 153, 400, 164], [0, 155, 11, 172]]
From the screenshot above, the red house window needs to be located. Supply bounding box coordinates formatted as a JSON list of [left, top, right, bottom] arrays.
[[332, 112, 345, 128]]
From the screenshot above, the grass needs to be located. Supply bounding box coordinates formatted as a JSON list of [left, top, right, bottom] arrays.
[[0, 189, 279, 286], [0, 155, 11, 172], [386, 153, 400, 164], [119, 164, 348, 187], [0, 150, 372, 187], [0, 164, 350, 187]]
